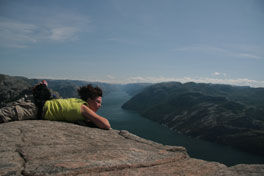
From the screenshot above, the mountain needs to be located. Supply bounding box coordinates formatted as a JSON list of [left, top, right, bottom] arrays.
[[122, 82, 264, 156], [0, 74, 37, 107], [0, 74, 152, 105], [0, 74, 121, 107]]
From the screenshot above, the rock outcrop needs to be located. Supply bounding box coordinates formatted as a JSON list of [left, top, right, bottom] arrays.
[[0, 74, 62, 108], [0, 120, 263, 176], [0, 74, 35, 108]]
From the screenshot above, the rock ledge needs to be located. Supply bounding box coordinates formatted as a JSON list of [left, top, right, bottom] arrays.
[[0, 120, 263, 176]]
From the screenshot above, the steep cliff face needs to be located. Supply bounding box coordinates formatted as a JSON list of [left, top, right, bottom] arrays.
[[122, 82, 264, 156], [0, 74, 36, 108], [0, 74, 124, 107], [1, 120, 264, 176], [0, 74, 62, 108]]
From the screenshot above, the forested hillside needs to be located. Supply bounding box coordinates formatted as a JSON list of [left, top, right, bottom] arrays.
[[122, 82, 264, 156]]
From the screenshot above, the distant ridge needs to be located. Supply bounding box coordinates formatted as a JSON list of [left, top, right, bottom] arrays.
[[0, 74, 114, 107], [0, 74, 150, 107], [122, 81, 264, 156], [0, 74, 37, 107]]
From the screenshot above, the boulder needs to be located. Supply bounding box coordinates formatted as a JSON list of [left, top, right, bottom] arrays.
[[0, 120, 263, 176]]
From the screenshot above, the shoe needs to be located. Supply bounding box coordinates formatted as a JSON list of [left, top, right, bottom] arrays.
[[32, 80, 48, 91], [41, 80, 48, 87]]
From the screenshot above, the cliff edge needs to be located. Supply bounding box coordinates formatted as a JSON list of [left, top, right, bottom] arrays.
[[0, 120, 263, 176]]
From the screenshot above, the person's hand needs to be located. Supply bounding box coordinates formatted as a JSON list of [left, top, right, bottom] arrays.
[[81, 105, 111, 130]]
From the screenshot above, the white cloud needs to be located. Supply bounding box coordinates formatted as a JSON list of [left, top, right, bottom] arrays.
[[29, 74, 264, 88], [0, 14, 91, 48], [174, 44, 263, 60], [100, 75, 264, 88], [212, 72, 227, 77], [106, 75, 116, 80], [193, 77, 264, 88], [50, 27, 79, 41], [175, 45, 227, 53], [129, 76, 147, 81], [0, 19, 38, 48], [213, 72, 220, 76], [236, 53, 262, 60]]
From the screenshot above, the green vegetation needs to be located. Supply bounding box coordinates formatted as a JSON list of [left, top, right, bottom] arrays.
[[122, 82, 264, 156]]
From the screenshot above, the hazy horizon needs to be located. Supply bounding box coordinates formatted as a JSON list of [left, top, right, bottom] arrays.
[[2, 73, 264, 89]]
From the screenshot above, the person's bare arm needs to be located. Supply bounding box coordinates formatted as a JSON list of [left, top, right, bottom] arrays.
[[81, 104, 111, 130]]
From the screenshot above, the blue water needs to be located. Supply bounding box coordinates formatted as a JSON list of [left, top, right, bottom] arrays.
[[98, 90, 264, 166]]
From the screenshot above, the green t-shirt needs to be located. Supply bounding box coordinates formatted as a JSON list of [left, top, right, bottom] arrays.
[[43, 98, 88, 123]]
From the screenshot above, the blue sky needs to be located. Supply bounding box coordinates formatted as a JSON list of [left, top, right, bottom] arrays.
[[0, 0, 264, 87]]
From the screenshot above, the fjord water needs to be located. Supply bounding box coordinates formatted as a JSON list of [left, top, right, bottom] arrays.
[[98, 89, 264, 166]]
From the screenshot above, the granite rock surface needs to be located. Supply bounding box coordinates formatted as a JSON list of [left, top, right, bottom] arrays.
[[0, 120, 263, 176]]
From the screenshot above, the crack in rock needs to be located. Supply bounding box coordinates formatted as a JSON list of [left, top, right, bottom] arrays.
[[15, 149, 26, 176]]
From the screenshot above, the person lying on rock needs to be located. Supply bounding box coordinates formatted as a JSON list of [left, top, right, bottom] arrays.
[[0, 81, 111, 130]]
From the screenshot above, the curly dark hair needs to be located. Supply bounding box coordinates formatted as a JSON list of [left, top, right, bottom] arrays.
[[77, 84, 103, 101]]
